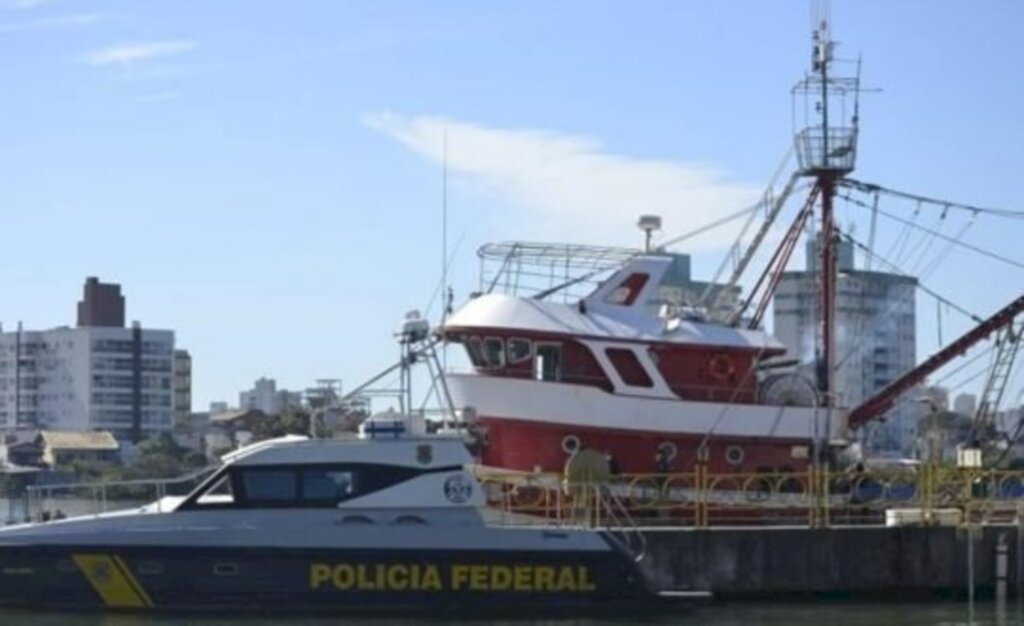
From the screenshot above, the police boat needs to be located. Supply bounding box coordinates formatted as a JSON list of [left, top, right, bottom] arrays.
[[0, 414, 666, 615]]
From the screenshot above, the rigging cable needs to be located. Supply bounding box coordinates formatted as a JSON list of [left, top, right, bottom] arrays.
[[840, 179, 1024, 220], [905, 204, 949, 276], [887, 200, 920, 269], [839, 231, 983, 322], [917, 212, 978, 279], [840, 193, 1024, 271]]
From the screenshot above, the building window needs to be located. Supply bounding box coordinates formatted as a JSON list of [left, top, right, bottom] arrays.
[[605, 348, 653, 388]]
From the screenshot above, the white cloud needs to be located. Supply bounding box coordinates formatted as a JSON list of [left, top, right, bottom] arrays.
[[0, 12, 102, 33], [84, 40, 197, 67], [364, 113, 760, 248]]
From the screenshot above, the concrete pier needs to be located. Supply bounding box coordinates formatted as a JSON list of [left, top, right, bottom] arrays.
[[639, 526, 1020, 599]]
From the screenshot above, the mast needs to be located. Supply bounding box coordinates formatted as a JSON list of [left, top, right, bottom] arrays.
[[793, 6, 859, 408], [817, 19, 837, 405]]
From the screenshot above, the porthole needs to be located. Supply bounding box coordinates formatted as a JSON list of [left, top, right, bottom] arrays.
[[561, 435, 581, 454], [339, 514, 374, 525], [725, 445, 745, 466], [657, 441, 678, 461], [213, 563, 239, 577], [138, 562, 164, 576]]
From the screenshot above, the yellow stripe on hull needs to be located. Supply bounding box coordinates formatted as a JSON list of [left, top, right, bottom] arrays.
[[72, 554, 153, 609]]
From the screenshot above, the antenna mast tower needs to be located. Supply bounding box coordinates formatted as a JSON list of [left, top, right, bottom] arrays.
[[793, 2, 861, 407]]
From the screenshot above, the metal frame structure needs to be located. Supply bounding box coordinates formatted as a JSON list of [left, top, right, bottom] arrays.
[[478, 241, 639, 302]]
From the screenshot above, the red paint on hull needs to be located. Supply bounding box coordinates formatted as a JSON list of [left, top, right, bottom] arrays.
[[479, 416, 812, 475]]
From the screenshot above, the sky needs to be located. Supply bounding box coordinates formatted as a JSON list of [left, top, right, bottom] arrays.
[[0, 0, 1020, 410]]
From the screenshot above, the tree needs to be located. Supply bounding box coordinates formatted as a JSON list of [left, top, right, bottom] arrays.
[[136, 433, 188, 463], [250, 408, 329, 441]]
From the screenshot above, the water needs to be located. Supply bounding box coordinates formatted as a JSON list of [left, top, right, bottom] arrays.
[[0, 603, 1019, 626]]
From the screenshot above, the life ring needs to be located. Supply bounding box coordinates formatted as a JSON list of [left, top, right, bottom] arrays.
[[708, 353, 736, 382]]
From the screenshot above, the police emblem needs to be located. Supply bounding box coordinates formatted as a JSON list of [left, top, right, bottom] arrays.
[[443, 474, 473, 504]]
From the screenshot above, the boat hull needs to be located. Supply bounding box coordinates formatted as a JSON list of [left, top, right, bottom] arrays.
[[480, 415, 813, 475], [0, 542, 654, 615], [446, 373, 826, 473]]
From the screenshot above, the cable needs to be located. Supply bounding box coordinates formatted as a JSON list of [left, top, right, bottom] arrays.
[[657, 200, 768, 250], [840, 231, 983, 322], [930, 344, 996, 386], [841, 179, 1024, 220], [841, 193, 1024, 271]]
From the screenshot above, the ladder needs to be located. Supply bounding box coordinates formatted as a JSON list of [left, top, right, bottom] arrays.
[[593, 485, 647, 562], [974, 321, 1022, 434]]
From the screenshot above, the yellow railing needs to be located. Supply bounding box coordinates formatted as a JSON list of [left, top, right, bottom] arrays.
[[477, 464, 1024, 528]]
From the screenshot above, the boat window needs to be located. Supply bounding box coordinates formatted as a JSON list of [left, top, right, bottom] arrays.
[[241, 468, 298, 503], [465, 336, 486, 367], [606, 348, 653, 388], [483, 337, 505, 368], [535, 344, 562, 382], [194, 473, 234, 506], [182, 462, 464, 510], [604, 273, 649, 306], [301, 468, 356, 504], [507, 338, 532, 364]]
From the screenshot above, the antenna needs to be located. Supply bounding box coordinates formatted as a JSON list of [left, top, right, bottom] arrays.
[[637, 215, 662, 253], [441, 127, 449, 372]]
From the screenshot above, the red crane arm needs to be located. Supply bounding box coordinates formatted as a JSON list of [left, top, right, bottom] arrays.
[[847, 294, 1024, 429]]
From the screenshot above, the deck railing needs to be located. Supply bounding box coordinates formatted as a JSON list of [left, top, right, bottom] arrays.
[[477, 464, 1024, 528], [21, 466, 217, 522]]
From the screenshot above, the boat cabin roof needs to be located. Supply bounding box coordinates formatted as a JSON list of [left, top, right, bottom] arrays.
[[445, 293, 784, 352], [223, 435, 472, 470], [445, 255, 785, 353]]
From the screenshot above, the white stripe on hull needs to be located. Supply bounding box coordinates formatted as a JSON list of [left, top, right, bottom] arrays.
[[447, 374, 843, 440]]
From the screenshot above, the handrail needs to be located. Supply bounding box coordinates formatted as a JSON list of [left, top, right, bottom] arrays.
[[478, 465, 1024, 529], [26, 465, 218, 520], [594, 485, 647, 561]]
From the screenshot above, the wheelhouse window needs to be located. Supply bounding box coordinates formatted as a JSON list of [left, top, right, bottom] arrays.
[[241, 468, 297, 503], [194, 474, 234, 506], [507, 338, 532, 364], [482, 337, 505, 368], [535, 344, 562, 382], [301, 468, 356, 504], [465, 337, 485, 367], [606, 348, 653, 388], [181, 463, 461, 510]]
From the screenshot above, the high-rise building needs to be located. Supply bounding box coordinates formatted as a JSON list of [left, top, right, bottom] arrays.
[[953, 393, 977, 417], [0, 278, 177, 443], [77, 277, 125, 328], [655, 252, 741, 318], [773, 238, 918, 454], [239, 377, 302, 416], [173, 350, 192, 428]]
